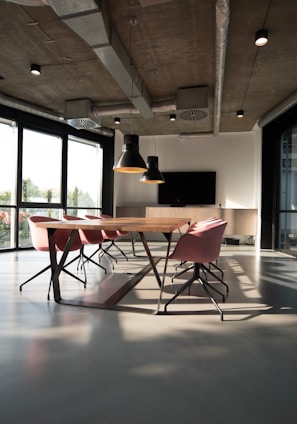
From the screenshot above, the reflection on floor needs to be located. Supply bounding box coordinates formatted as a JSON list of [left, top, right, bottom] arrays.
[[0, 242, 297, 424]]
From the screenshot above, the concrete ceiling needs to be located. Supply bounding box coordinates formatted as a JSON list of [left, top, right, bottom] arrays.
[[0, 0, 297, 137]]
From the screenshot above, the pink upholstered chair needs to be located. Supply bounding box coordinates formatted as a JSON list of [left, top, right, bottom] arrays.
[[188, 218, 227, 289], [19, 216, 86, 300], [164, 219, 227, 320], [63, 215, 106, 274], [85, 214, 128, 261], [172, 217, 223, 281]]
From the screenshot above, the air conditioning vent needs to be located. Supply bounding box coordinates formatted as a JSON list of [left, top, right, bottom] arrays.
[[64, 99, 101, 130], [178, 108, 208, 121], [176, 86, 209, 121], [66, 117, 100, 130]]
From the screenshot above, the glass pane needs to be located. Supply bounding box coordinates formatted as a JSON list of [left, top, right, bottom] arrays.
[[22, 129, 62, 203], [67, 137, 102, 211], [65, 208, 102, 219], [0, 207, 16, 249], [18, 208, 63, 248], [0, 119, 17, 205], [279, 126, 297, 252], [279, 212, 297, 252], [280, 130, 297, 210]]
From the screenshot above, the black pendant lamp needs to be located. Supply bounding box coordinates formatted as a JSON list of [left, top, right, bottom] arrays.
[[113, 134, 147, 173], [140, 156, 165, 184]]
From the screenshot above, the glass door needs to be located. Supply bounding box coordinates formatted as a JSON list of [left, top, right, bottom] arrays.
[[278, 126, 297, 253]]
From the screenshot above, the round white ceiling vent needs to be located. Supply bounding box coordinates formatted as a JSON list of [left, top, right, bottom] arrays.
[[178, 108, 208, 121]]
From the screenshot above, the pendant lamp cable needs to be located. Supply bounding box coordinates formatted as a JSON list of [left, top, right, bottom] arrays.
[[262, 0, 272, 28], [128, 17, 137, 135], [151, 69, 157, 155]]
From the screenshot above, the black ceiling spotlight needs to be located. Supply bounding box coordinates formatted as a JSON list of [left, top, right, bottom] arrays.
[[169, 114, 176, 121], [114, 117, 121, 125], [255, 28, 268, 46], [113, 134, 147, 173], [140, 156, 165, 184], [30, 64, 41, 76], [237, 110, 244, 118]]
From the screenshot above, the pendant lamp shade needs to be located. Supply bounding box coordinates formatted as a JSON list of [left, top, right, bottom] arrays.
[[113, 134, 147, 173], [140, 156, 165, 184]]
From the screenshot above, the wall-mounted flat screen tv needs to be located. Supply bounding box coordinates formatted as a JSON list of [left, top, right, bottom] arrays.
[[158, 171, 216, 206]]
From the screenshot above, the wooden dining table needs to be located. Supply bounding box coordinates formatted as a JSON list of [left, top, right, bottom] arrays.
[[36, 216, 190, 314]]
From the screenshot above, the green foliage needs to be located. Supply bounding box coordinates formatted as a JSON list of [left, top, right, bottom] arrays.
[[22, 178, 41, 201], [0, 191, 11, 203]]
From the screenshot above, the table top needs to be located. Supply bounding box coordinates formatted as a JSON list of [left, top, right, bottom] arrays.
[[36, 217, 191, 233]]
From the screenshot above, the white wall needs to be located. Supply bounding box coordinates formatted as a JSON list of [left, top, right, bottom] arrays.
[[113, 127, 262, 210]]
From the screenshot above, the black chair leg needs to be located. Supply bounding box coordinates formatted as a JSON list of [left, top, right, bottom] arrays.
[[105, 240, 128, 260], [82, 251, 107, 273], [164, 275, 196, 312], [20, 255, 87, 300], [82, 245, 114, 270], [19, 264, 51, 291], [202, 263, 229, 292], [164, 263, 224, 320], [171, 263, 194, 283], [198, 276, 224, 321]]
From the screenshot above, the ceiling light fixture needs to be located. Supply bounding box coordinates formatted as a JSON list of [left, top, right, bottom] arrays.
[[255, 28, 268, 46], [140, 156, 165, 184], [113, 17, 147, 173], [30, 64, 41, 76], [237, 110, 244, 118], [169, 114, 176, 121], [113, 134, 147, 173], [114, 117, 121, 125]]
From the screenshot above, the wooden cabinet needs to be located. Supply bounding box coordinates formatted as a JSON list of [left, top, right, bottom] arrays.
[[117, 206, 258, 236], [116, 206, 146, 218]]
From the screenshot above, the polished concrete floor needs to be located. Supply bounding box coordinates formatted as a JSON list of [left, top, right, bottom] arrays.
[[1, 242, 297, 424]]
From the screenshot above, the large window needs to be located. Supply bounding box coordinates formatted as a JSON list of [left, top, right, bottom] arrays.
[[67, 136, 103, 215], [0, 119, 18, 249], [22, 129, 62, 204], [0, 108, 111, 251]]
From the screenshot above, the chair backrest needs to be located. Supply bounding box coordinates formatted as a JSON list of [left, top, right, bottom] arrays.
[[85, 214, 119, 240], [100, 214, 129, 237], [170, 220, 227, 264], [84, 214, 99, 220], [187, 217, 221, 234], [28, 216, 82, 252], [28, 216, 58, 252], [63, 215, 104, 245]]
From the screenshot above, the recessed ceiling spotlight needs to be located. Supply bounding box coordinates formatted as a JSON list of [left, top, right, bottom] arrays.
[[114, 117, 121, 125], [255, 28, 268, 46], [169, 114, 176, 121], [237, 110, 244, 118], [30, 64, 41, 76]]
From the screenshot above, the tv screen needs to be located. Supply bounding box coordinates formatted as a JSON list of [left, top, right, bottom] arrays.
[[158, 171, 216, 206]]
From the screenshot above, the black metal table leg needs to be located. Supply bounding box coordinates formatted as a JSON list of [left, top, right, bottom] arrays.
[[48, 228, 79, 303]]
